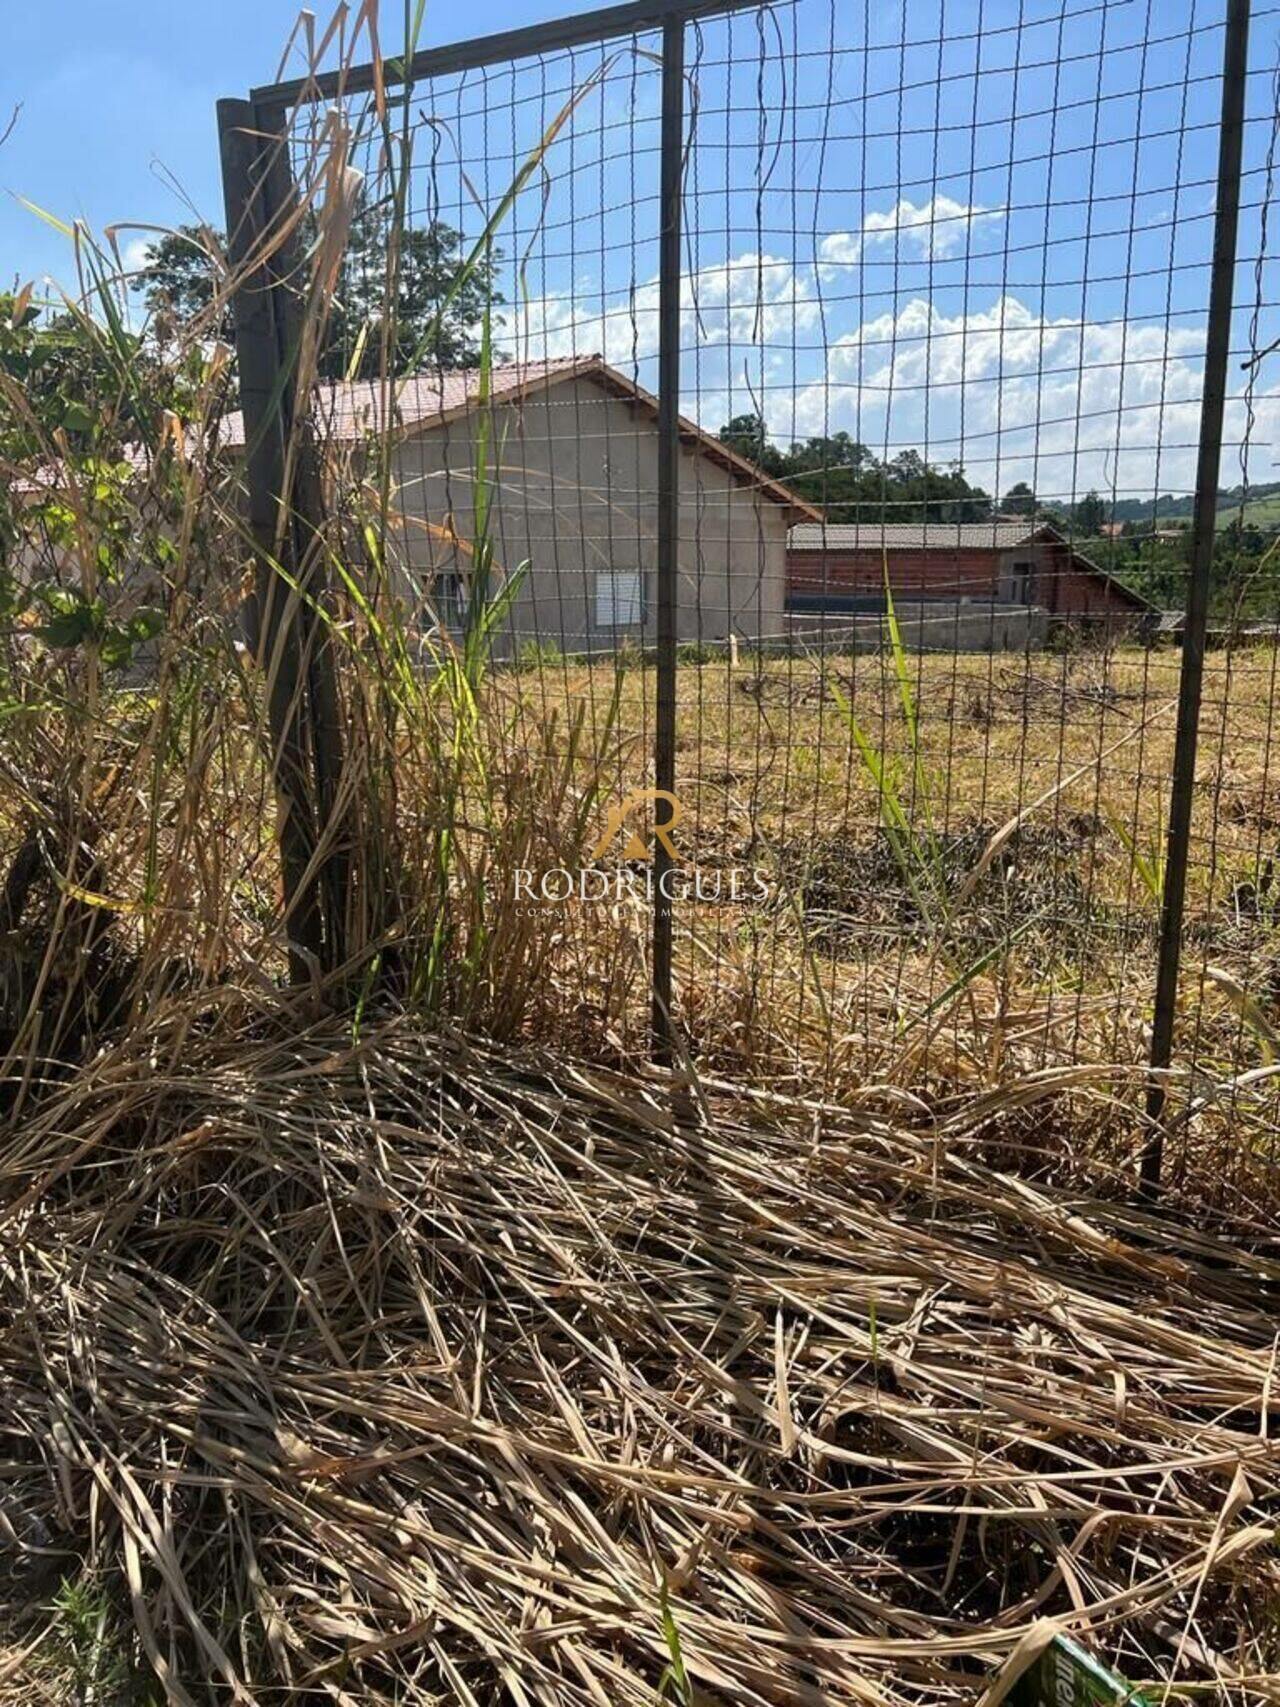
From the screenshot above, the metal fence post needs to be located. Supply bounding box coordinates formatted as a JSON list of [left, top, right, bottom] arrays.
[[216, 97, 347, 980], [652, 14, 685, 1061], [1141, 0, 1251, 1192], [252, 101, 351, 973]]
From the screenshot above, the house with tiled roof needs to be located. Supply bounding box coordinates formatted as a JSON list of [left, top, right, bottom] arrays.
[[225, 355, 818, 655]]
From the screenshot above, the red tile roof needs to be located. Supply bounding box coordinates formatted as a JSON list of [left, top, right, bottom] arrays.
[[222, 355, 819, 519], [221, 356, 587, 446]]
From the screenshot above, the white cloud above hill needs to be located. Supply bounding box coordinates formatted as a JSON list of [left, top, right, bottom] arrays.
[[511, 195, 1272, 501], [789, 293, 1217, 499]]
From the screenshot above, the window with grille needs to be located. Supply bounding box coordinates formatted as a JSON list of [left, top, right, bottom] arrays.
[[595, 571, 643, 629]]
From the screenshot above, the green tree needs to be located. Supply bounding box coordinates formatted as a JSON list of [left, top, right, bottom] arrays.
[[134, 201, 504, 379], [327, 204, 503, 377], [1001, 480, 1036, 518], [714, 413, 992, 524], [783, 431, 871, 474], [1, 291, 205, 480], [887, 449, 927, 484], [0, 290, 203, 668], [717, 413, 786, 477], [132, 226, 232, 339], [1072, 490, 1108, 537]]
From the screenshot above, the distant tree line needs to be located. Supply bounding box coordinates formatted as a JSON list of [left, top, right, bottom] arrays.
[[716, 413, 994, 523], [1086, 518, 1280, 618], [715, 417, 1132, 532]]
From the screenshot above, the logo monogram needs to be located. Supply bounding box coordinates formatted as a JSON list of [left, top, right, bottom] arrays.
[[591, 789, 684, 862]]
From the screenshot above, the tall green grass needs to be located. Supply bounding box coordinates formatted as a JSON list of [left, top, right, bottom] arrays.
[[829, 580, 948, 934]]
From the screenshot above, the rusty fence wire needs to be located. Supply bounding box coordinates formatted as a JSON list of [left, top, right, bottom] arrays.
[[220, 0, 1280, 1194]]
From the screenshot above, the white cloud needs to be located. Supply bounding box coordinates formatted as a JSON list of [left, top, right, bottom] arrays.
[[506, 189, 1277, 501], [778, 291, 1262, 499], [515, 250, 819, 366], [120, 236, 153, 273], [515, 199, 1004, 369], [820, 196, 1005, 267]]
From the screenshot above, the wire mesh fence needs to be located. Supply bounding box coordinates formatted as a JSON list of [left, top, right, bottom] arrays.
[[221, 0, 1280, 1191]]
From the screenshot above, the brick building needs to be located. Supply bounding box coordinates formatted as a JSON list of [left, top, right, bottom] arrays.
[[786, 520, 1153, 627]]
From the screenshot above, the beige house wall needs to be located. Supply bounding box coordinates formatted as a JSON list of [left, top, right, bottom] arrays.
[[384, 373, 790, 655]]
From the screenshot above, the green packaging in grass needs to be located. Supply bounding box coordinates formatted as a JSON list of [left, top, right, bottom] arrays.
[[1009, 1634, 1151, 1707]]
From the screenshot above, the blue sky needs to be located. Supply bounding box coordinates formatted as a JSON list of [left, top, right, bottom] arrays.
[[3, 0, 1275, 504], [454, 0, 1271, 503], [0, 0, 575, 282]]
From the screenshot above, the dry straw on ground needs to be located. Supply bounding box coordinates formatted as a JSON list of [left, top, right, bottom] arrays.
[[1, 1007, 1276, 1704]]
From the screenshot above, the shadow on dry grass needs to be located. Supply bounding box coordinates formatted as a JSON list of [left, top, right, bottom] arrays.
[[1, 1008, 1277, 1703]]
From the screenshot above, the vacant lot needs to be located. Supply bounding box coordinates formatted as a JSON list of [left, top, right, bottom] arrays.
[[495, 641, 1280, 1186], [511, 639, 1270, 908]]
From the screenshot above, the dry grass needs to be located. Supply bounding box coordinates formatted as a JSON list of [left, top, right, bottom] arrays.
[[0, 1008, 1277, 1704], [506, 641, 1271, 926], [486, 641, 1280, 1212]]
